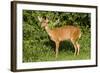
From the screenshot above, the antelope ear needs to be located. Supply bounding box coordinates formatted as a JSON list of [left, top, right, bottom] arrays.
[[46, 18, 49, 22], [38, 16, 42, 22]]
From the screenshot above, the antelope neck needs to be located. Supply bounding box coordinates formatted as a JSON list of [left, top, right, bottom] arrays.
[[45, 26, 52, 36]]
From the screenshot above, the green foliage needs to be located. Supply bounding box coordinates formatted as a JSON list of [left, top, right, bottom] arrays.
[[23, 10, 91, 62]]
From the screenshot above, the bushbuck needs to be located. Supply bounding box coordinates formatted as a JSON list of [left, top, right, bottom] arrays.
[[38, 16, 81, 58]]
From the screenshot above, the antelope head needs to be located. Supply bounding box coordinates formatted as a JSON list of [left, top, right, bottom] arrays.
[[38, 16, 49, 28]]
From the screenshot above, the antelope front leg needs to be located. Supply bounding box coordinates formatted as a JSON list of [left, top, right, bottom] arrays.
[[55, 42, 59, 58]]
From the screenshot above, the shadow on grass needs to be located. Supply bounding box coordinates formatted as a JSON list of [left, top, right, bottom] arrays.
[[44, 39, 75, 53], [59, 40, 75, 53]]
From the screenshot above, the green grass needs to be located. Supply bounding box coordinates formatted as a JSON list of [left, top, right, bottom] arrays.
[[23, 31, 91, 62]]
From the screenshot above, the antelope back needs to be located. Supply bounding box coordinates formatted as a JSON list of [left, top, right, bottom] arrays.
[[49, 26, 81, 42]]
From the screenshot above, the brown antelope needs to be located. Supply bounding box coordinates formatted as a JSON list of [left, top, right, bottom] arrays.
[[38, 16, 81, 58]]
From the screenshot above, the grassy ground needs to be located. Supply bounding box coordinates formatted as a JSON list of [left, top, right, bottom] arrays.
[[23, 31, 91, 62]]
